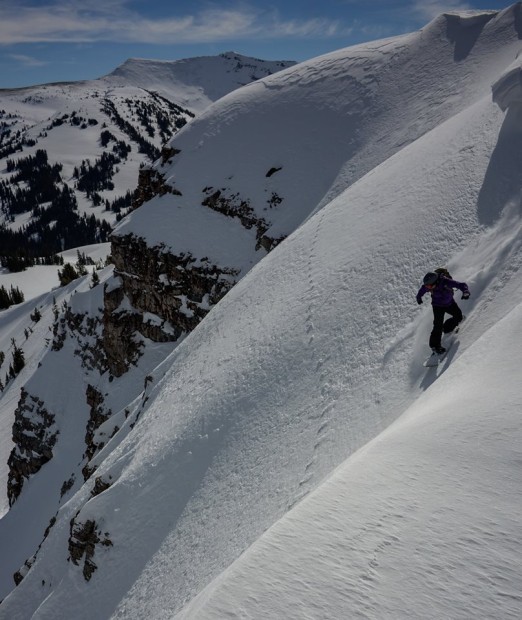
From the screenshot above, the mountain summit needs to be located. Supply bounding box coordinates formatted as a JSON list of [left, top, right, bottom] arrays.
[[107, 52, 296, 113], [1, 5, 522, 619]]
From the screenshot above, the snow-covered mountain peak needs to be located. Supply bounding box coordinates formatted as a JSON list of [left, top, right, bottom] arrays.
[[105, 53, 296, 112], [1, 6, 522, 619]]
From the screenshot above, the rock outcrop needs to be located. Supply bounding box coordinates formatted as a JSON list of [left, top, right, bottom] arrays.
[[104, 233, 240, 377], [7, 390, 58, 506], [131, 165, 181, 211], [201, 186, 285, 252], [68, 516, 113, 581], [52, 302, 107, 372], [83, 385, 111, 479]]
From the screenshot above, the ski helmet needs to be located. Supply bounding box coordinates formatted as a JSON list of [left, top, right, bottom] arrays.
[[423, 272, 438, 286]]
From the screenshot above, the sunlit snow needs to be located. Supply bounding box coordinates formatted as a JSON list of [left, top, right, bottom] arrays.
[[1, 6, 522, 620]]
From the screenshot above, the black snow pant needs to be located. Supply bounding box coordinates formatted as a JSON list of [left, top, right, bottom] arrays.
[[429, 301, 463, 349]]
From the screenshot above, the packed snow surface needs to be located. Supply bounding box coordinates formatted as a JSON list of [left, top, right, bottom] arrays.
[[1, 5, 522, 620], [180, 302, 522, 620]]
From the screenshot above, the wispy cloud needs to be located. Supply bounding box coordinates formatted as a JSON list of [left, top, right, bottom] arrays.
[[0, 1, 345, 45], [7, 53, 47, 67], [411, 0, 473, 21]]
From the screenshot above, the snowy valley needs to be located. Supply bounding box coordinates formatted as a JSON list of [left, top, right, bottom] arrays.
[[1, 4, 522, 619]]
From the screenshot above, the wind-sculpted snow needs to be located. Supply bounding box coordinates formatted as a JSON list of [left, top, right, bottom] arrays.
[[2, 6, 522, 619], [492, 58, 522, 111], [117, 4, 522, 262], [179, 302, 522, 620]]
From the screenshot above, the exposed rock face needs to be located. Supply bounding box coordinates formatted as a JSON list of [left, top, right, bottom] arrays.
[[52, 301, 107, 374], [68, 517, 113, 581], [201, 186, 285, 252], [132, 164, 181, 211], [13, 558, 34, 586], [104, 233, 240, 377], [7, 389, 58, 506], [68, 476, 114, 582], [83, 385, 111, 479], [91, 474, 112, 498]]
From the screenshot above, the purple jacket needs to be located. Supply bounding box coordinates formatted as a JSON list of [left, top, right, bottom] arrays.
[[417, 276, 469, 307]]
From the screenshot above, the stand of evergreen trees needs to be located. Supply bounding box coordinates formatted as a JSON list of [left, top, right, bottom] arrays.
[[1, 148, 113, 271], [0, 206, 112, 271], [74, 152, 119, 196], [0, 284, 24, 309], [0, 339, 25, 391], [2, 150, 63, 215], [102, 99, 161, 162]]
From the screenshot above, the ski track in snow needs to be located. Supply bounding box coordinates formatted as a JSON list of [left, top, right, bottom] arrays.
[[291, 207, 334, 508]]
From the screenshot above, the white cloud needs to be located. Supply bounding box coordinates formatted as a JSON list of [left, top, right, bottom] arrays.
[[0, 1, 345, 45], [8, 53, 47, 67], [411, 0, 473, 21]]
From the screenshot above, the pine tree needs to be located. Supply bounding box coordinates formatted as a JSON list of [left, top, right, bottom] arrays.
[[9, 285, 24, 304], [11, 340, 25, 375], [58, 263, 79, 286], [0, 285, 10, 309]]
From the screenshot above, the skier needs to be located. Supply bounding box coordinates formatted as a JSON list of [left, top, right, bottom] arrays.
[[417, 270, 470, 355]]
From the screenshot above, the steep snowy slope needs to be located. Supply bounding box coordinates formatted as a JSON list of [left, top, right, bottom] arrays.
[[106, 71, 522, 619], [1, 5, 522, 619], [178, 57, 522, 618], [180, 300, 522, 620], [115, 5, 522, 262]]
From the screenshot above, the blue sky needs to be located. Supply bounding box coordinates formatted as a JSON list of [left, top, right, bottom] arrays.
[[0, 0, 514, 89]]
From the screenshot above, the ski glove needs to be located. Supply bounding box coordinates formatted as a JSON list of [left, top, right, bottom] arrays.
[[416, 297, 423, 305], [462, 291, 470, 300]]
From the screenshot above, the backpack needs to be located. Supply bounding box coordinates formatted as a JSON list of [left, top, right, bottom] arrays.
[[434, 267, 455, 291], [434, 267, 452, 279]]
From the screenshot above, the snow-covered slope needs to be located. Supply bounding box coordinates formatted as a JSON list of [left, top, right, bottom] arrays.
[[0, 52, 294, 251], [115, 5, 522, 266], [1, 5, 522, 619], [106, 52, 296, 114], [180, 301, 522, 620]]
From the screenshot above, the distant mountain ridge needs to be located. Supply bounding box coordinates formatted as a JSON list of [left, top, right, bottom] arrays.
[[106, 52, 296, 113], [0, 52, 295, 269]]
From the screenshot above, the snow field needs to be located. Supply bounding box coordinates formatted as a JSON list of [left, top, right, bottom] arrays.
[[1, 7, 522, 619], [180, 301, 522, 620]]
